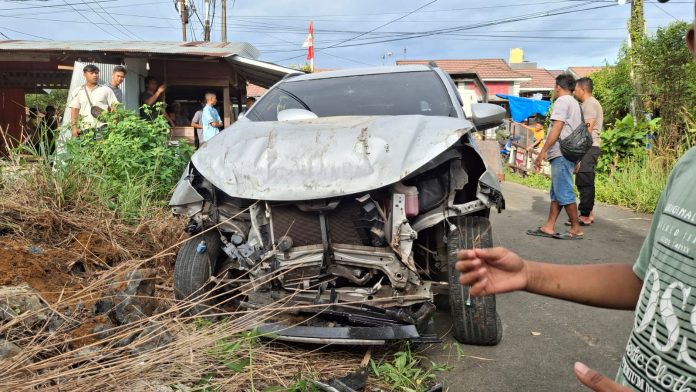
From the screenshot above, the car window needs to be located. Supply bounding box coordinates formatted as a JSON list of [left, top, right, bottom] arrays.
[[247, 71, 455, 121]]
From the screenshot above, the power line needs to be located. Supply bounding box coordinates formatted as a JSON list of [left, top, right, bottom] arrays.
[[269, 1, 615, 62], [61, 0, 121, 39], [92, 0, 144, 40], [78, 0, 133, 40], [0, 25, 52, 40], [0, 0, 119, 11], [649, 0, 679, 20], [324, 0, 438, 49], [323, 2, 619, 49]]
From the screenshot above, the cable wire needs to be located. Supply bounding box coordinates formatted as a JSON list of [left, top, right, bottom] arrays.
[[61, 0, 121, 39]]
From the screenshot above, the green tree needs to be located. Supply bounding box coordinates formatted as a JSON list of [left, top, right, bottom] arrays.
[[589, 55, 634, 126], [637, 21, 696, 150], [25, 89, 69, 114]]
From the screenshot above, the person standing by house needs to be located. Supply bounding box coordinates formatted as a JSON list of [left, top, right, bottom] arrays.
[[69, 64, 118, 138], [456, 6, 696, 389], [191, 98, 206, 149], [201, 92, 223, 144], [243, 96, 256, 114], [107, 65, 126, 104], [140, 76, 175, 126], [529, 74, 584, 240], [573, 77, 603, 226]]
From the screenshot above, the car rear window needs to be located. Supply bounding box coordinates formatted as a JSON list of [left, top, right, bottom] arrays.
[[247, 71, 456, 121]]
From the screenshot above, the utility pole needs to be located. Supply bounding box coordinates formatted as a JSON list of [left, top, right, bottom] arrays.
[[203, 0, 211, 41], [178, 0, 187, 41], [221, 0, 227, 43], [627, 0, 645, 118]]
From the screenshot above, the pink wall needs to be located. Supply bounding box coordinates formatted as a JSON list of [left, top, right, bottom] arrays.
[[464, 81, 513, 99]]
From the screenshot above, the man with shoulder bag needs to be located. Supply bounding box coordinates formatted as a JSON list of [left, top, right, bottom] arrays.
[[528, 74, 589, 240], [69, 64, 119, 138]]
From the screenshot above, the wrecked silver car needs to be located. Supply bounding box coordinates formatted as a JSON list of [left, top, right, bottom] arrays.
[[170, 65, 506, 345]]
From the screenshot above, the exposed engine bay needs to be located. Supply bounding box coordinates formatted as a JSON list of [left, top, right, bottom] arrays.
[[171, 138, 504, 344]]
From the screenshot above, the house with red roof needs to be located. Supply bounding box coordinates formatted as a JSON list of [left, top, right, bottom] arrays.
[[567, 66, 605, 79], [517, 68, 557, 99]]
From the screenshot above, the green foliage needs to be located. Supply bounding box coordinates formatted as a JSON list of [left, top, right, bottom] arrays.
[[637, 22, 696, 147], [588, 56, 633, 126], [370, 344, 445, 392], [596, 149, 672, 213], [504, 169, 551, 191], [590, 21, 696, 153], [63, 105, 193, 220], [597, 114, 660, 172], [25, 89, 69, 114], [288, 63, 312, 73]]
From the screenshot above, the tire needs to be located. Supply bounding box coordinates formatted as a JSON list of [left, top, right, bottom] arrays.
[[447, 216, 502, 346], [174, 230, 223, 316]]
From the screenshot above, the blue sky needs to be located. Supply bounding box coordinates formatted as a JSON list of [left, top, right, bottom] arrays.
[[0, 0, 693, 70]]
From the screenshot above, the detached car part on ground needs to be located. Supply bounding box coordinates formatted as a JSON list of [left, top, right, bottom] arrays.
[[170, 65, 506, 345]]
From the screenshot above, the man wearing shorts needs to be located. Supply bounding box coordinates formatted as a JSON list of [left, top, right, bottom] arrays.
[[529, 74, 584, 240]]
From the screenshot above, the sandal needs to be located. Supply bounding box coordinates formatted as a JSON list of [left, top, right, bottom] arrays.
[[553, 231, 583, 240], [526, 227, 557, 238]]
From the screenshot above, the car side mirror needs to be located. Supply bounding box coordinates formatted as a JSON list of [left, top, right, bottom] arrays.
[[471, 103, 506, 131]]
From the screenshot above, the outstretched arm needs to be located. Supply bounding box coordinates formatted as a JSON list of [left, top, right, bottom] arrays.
[[455, 247, 643, 310]]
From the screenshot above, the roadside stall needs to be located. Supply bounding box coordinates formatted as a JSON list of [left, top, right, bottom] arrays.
[[496, 94, 551, 175]]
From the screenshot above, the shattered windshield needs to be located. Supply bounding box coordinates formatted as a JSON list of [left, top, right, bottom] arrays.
[[246, 71, 456, 121]]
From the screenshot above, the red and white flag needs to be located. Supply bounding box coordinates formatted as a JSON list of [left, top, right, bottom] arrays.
[[302, 21, 314, 72]]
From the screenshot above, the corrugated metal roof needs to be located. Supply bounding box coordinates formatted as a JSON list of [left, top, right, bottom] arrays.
[[0, 40, 260, 59]]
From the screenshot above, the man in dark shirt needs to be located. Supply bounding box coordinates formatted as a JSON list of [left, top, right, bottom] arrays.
[[140, 76, 174, 126]]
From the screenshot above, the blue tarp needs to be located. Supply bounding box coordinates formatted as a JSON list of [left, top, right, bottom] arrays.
[[496, 94, 551, 123]]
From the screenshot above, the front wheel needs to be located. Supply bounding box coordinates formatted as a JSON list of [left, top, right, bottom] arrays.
[[174, 230, 223, 316], [447, 216, 502, 345]]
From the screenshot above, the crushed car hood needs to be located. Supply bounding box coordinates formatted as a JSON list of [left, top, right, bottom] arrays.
[[192, 115, 472, 201]]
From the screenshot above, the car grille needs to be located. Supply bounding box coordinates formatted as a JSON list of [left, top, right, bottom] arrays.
[[270, 201, 364, 247]]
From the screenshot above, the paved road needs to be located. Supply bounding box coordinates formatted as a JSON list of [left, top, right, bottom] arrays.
[[426, 181, 654, 391]]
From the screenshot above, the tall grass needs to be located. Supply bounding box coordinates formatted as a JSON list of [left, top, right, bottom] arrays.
[[596, 150, 673, 213], [504, 169, 550, 191]]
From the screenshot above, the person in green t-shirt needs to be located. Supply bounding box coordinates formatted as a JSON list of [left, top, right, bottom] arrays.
[[456, 7, 696, 390]]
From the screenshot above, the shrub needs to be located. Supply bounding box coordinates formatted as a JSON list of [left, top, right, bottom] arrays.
[[597, 114, 660, 172], [595, 149, 672, 213], [589, 56, 633, 127], [61, 105, 194, 220]]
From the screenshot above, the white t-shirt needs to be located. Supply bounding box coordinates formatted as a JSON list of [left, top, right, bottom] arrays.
[[69, 85, 118, 129], [547, 94, 582, 161]]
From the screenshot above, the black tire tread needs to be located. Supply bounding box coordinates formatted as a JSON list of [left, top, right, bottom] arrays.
[[447, 216, 502, 346], [173, 230, 222, 316]]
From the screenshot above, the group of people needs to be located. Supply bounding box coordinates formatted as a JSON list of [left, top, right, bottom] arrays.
[[527, 75, 603, 240], [457, 7, 696, 390], [68, 64, 257, 147]]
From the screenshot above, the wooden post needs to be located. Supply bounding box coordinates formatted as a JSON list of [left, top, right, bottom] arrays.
[[223, 87, 231, 127]]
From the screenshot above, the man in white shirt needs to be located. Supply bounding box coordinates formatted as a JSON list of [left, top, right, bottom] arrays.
[[69, 64, 118, 137]]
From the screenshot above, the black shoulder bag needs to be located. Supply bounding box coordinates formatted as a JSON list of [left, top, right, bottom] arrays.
[[83, 86, 104, 118], [559, 107, 592, 162]]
